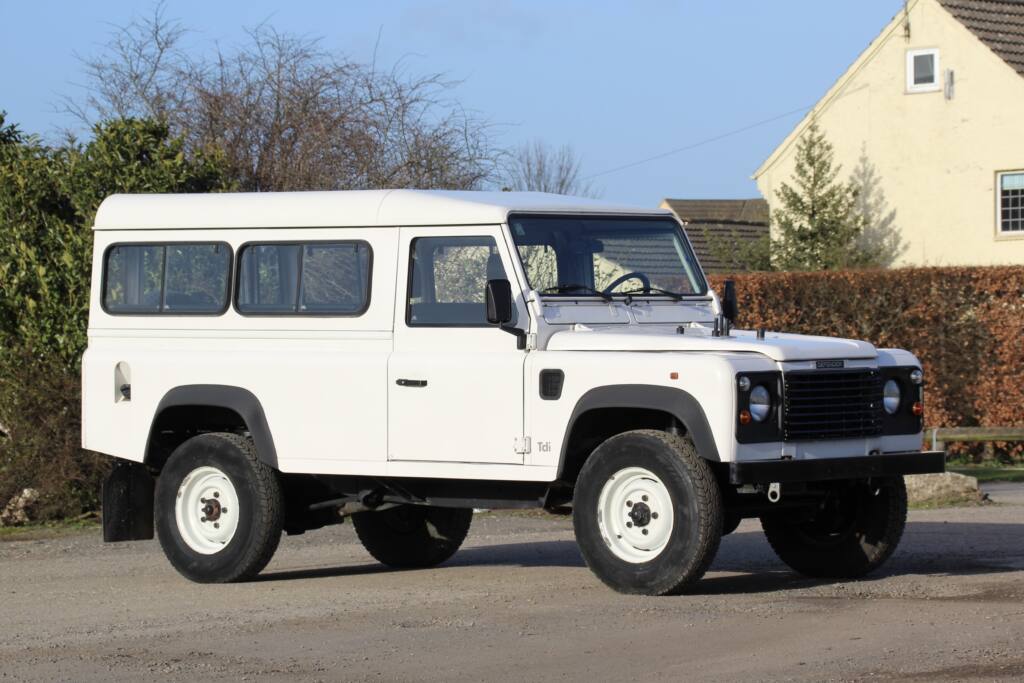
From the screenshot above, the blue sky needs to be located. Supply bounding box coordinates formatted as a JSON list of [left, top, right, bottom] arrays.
[[0, 1, 902, 206]]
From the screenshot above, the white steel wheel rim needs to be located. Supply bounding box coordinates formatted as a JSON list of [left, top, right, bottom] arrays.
[[174, 466, 240, 555], [597, 466, 675, 563]]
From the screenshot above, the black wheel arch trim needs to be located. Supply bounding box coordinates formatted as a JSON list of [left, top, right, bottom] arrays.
[[147, 384, 279, 469], [557, 384, 720, 478]]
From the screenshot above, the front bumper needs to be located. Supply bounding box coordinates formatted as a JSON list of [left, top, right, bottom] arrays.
[[728, 451, 945, 485]]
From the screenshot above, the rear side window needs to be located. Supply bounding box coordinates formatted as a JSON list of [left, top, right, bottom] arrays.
[[236, 241, 372, 315], [103, 243, 231, 314]]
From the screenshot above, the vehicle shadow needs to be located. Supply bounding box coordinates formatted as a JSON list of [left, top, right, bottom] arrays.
[[257, 521, 1024, 593]]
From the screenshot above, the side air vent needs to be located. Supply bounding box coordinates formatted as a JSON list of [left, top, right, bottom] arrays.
[[539, 370, 564, 400]]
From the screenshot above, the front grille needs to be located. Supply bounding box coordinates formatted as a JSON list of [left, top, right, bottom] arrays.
[[783, 369, 884, 441]]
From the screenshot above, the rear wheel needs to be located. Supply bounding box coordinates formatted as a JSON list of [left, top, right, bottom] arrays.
[[572, 430, 723, 595], [155, 433, 283, 583], [760, 477, 907, 579], [352, 505, 472, 568]]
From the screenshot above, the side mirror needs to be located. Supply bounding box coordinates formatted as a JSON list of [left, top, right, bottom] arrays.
[[722, 279, 738, 323], [485, 279, 514, 325]]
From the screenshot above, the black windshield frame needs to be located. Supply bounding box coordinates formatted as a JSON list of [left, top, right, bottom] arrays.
[[507, 213, 709, 298]]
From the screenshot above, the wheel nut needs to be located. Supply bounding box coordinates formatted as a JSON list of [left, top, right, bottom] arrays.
[[626, 500, 633, 507], [652, 512, 659, 520], [200, 498, 207, 504], [214, 492, 220, 498], [642, 495, 649, 502], [221, 508, 228, 514], [214, 523, 220, 529], [642, 529, 649, 535], [200, 517, 207, 522], [626, 521, 633, 528]]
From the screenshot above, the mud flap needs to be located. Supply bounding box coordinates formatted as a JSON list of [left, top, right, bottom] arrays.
[[102, 459, 155, 542]]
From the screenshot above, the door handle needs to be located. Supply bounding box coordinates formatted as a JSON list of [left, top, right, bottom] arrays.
[[396, 379, 428, 388]]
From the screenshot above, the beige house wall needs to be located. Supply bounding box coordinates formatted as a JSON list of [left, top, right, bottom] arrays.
[[754, 0, 1024, 266]]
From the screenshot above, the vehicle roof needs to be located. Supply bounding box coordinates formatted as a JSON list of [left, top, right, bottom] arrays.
[[92, 189, 671, 230]]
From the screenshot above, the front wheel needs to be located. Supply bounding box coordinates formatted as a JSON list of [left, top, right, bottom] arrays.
[[155, 433, 283, 583], [352, 505, 472, 568], [760, 477, 907, 579], [573, 430, 723, 595]]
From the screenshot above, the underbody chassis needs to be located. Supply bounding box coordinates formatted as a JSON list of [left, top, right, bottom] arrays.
[[102, 450, 945, 542]]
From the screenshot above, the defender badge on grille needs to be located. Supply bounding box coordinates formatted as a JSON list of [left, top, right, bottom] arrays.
[[815, 359, 845, 369]]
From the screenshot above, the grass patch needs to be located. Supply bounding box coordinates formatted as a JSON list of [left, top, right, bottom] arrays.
[[0, 518, 99, 542], [909, 495, 989, 510], [948, 466, 1024, 483]]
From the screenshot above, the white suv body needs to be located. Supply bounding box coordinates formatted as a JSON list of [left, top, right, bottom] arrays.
[[84, 190, 943, 593]]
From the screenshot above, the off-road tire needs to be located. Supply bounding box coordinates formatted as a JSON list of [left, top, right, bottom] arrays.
[[155, 433, 283, 583], [573, 430, 723, 595], [352, 505, 472, 569], [760, 477, 907, 579]]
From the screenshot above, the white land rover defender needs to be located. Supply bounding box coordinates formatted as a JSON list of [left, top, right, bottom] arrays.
[[84, 190, 944, 595]]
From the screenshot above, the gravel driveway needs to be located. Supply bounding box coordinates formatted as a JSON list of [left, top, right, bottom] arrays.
[[2, 488, 1023, 682]]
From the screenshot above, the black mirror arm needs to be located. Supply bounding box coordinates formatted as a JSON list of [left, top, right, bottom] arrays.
[[722, 279, 738, 323], [500, 324, 527, 350]]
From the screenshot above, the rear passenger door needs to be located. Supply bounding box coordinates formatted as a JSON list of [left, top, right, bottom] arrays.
[[388, 226, 527, 464]]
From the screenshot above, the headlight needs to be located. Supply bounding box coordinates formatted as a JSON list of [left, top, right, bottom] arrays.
[[749, 385, 771, 422], [883, 379, 901, 414]]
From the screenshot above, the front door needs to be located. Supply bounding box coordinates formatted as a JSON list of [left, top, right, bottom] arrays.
[[388, 226, 527, 464]]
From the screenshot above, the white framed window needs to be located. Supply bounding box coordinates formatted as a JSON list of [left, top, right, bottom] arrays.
[[998, 171, 1024, 235], [906, 49, 941, 93]]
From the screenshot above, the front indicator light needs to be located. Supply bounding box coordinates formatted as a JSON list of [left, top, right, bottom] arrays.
[[738, 410, 752, 425], [911, 401, 924, 417]]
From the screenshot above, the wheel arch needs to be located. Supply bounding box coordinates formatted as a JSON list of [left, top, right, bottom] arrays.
[[145, 385, 279, 471], [557, 384, 720, 485]]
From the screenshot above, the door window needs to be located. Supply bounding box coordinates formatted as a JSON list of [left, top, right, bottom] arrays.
[[406, 236, 508, 326]]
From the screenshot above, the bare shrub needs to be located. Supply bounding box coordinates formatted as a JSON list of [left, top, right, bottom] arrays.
[[502, 139, 600, 197], [65, 5, 503, 192]]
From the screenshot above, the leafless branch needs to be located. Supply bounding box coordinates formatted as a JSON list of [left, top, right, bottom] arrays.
[[64, 10, 503, 191]]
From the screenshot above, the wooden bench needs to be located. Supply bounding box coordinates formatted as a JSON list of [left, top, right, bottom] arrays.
[[928, 427, 1024, 459]]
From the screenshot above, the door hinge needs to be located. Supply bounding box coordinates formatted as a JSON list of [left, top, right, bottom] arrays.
[[514, 436, 532, 455], [526, 333, 538, 350]]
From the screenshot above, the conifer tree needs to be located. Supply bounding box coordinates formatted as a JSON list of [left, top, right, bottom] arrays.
[[771, 122, 866, 270]]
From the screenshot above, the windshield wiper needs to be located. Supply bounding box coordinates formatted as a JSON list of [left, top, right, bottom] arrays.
[[542, 284, 612, 302], [617, 287, 685, 301]]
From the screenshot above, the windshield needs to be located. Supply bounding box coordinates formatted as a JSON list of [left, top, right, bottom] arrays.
[[508, 215, 707, 297]]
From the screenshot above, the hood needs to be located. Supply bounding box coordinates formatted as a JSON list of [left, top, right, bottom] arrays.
[[544, 326, 876, 362]]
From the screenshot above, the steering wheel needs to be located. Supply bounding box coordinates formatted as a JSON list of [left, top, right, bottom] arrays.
[[602, 271, 651, 296]]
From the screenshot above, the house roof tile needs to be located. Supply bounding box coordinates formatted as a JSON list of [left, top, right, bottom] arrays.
[[661, 199, 769, 273], [941, 0, 1024, 76]]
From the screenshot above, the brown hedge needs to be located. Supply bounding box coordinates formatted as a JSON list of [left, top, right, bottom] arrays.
[[708, 267, 1024, 455]]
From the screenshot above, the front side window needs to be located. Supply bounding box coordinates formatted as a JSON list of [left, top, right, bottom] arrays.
[[104, 243, 230, 314], [236, 241, 371, 315], [906, 49, 940, 92], [407, 236, 508, 326], [1000, 172, 1024, 234], [509, 215, 706, 298]]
